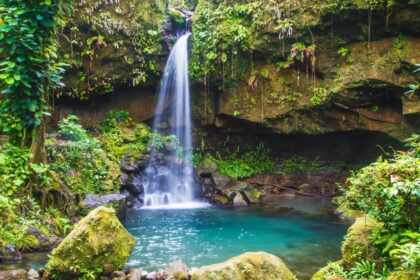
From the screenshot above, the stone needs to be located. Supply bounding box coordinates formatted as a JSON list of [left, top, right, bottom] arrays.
[[191, 252, 296, 280], [242, 189, 261, 204], [0, 245, 22, 262], [233, 192, 248, 207], [156, 270, 168, 280], [120, 159, 139, 174], [213, 194, 229, 205], [111, 271, 126, 279], [27, 269, 39, 280], [0, 269, 27, 280], [165, 259, 189, 280], [145, 271, 157, 280], [127, 268, 143, 280], [103, 263, 116, 276], [212, 172, 231, 189], [100, 277, 110, 280], [45, 207, 136, 279], [342, 215, 382, 267], [83, 194, 127, 220], [23, 225, 62, 252]]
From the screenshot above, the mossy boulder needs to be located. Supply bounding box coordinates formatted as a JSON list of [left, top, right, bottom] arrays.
[[311, 260, 344, 280], [342, 215, 382, 267], [191, 252, 296, 280], [45, 206, 136, 279]]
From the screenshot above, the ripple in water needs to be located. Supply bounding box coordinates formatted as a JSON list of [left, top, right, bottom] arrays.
[[125, 197, 350, 279]]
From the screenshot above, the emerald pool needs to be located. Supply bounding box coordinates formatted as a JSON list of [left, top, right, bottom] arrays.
[[124, 197, 350, 279]]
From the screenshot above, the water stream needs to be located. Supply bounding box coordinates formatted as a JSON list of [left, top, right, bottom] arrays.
[[140, 33, 206, 208]]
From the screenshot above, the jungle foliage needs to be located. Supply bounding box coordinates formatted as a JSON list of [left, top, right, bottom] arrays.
[[333, 134, 420, 279]]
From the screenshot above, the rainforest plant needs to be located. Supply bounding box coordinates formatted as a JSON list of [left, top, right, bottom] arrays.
[[0, 0, 68, 163]]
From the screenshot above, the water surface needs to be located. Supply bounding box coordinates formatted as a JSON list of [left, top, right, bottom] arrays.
[[125, 197, 349, 279]]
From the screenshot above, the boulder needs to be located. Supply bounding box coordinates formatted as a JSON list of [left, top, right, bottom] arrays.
[[145, 271, 157, 280], [111, 271, 126, 279], [45, 206, 136, 279], [212, 172, 232, 189], [103, 263, 116, 276], [233, 192, 248, 207], [342, 215, 382, 267], [22, 225, 62, 252], [83, 194, 127, 220], [0, 269, 27, 280], [191, 252, 296, 280], [120, 159, 139, 174], [165, 259, 189, 280], [242, 189, 261, 204], [27, 269, 39, 280], [127, 268, 144, 280], [213, 194, 230, 205], [0, 245, 22, 262]]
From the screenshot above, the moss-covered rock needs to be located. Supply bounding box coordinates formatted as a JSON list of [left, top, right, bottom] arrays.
[[191, 252, 296, 280], [341, 215, 382, 267], [45, 206, 136, 279], [387, 271, 418, 280], [311, 261, 344, 280]]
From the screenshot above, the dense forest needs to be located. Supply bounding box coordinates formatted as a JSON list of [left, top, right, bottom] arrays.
[[0, 0, 419, 280]]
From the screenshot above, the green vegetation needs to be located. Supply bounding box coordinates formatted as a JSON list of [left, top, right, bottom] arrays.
[[47, 116, 120, 194], [321, 134, 420, 279], [203, 144, 275, 180]]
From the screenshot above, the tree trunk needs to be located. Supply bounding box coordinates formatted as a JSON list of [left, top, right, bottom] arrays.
[[30, 79, 49, 164], [29, 120, 46, 164]]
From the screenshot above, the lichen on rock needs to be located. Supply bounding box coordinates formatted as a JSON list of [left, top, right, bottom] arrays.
[[45, 206, 136, 279], [191, 251, 296, 280]]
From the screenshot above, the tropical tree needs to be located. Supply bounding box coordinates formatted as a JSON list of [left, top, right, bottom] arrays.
[[0, 0, 68, 163]]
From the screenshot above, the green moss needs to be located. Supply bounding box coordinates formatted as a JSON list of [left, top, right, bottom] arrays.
[[341, 216, 382, 267], [45, 207, 136, 280], [169, 9, 185, 24], [192, 252, 296, 280]]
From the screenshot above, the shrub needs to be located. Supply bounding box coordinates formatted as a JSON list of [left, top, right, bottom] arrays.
[[210, 144, 275, 180]]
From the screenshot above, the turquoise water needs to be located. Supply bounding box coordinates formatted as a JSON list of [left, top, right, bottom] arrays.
[[124, 197, 349, 279]]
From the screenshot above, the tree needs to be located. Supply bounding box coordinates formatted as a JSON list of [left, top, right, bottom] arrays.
[[0, 0, 67, 163]]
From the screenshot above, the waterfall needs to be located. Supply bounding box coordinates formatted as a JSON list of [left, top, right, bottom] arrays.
[[140, 33, 207, 209]]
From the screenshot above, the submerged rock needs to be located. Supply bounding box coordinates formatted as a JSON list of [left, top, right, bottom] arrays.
[[83, 193, 127, 220], [45, 206, 136, 279], [191, 252, 296, 280]]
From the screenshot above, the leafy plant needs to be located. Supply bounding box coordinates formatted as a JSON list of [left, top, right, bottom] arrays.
[[209, 143, 275, 180], [99, 110, 131, 133]]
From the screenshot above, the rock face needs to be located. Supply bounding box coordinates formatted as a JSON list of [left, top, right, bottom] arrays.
[[342, 216, 382, 267], [311, 216, 383, 280], [83, 193, 128, 220], [191, 252, 296, 280], [0, 245, 22, 262], [45, 206, 136, 279]]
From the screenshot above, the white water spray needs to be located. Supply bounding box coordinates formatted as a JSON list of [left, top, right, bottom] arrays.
[[140, 33, 208, 209]]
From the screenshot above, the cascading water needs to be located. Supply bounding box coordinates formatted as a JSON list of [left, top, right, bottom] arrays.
[[140, 33, 207, 209]]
